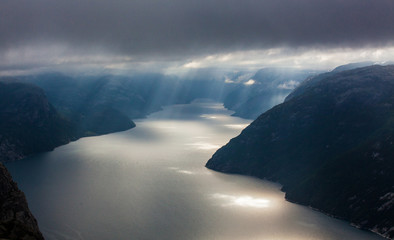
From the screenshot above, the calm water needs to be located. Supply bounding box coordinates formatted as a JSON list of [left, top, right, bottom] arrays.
[[6, 100, 383, 240]]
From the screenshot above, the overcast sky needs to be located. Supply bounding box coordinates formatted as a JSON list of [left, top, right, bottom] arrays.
[[1, 0, 394, 75]]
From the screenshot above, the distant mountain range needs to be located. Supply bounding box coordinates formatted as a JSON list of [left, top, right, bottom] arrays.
[[2, 62, 392, 239], [13, 68, 321, 121], [16, 73, 231, 119], [0, 67, 320, 238], [223, 68, 320, 119], [0, 63, 383, 162], [206, 65, 394, 239], [0, 81, 135, 162]]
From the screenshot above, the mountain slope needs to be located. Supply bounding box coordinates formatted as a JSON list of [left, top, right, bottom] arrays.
[[17, 73, 232, 120], [19, 70, 318, 121], [223, 68, 318, 119], [206, 65, 394, 239], [285, 62, 377, 102], [0, 82, 75, 162], [0, 163, 44, 239]]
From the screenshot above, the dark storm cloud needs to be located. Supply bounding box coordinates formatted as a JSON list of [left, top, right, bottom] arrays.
[[1, 0, 394, 59]]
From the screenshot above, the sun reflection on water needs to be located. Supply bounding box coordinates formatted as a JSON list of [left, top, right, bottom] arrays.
[[177, 170, 194, 175], [211, 193, 271, 208], [185, 142, 221, 150], [167, 167, 212, 176], [224, 124, 248, 129]]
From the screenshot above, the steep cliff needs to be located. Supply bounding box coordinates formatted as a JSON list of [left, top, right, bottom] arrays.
[[0, 81, 135, 162], [206, 65, 394, 239], [0, 82, 74, 162], [0, 163, 44, 239]]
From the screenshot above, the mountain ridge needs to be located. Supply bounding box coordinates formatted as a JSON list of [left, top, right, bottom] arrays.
[[0, 81, 135, 162], [206, 65, 394, 239]]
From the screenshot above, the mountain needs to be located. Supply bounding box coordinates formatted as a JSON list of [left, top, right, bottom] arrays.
[[285, 62, 376, 102], [0, 81, 75, 162], [0, 162, 44, 239], [18, 69, 320, 121], [0, 79, 135, 239], [223, 68, 318, 119], [206, 65, 394, 239], [331, 61, 376, 73], [78, 106, 136, 136], [18, 73, 169, 119], [17, 73, 232, 119], [0, 81, 135, 162]]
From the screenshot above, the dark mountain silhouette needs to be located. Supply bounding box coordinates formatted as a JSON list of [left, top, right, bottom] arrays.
[[206, 65, 394, 239]]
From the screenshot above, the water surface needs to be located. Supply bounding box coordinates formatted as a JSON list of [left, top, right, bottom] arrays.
[[6, 100, 383, 240]]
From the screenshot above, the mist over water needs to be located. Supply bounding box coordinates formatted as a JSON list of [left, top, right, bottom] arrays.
[[6, 100, 383, 240]]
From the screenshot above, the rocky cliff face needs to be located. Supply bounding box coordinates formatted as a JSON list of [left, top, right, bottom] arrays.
[[0, 163, 44, 239], [0, 81, 135, 162], [0, 82, 74, 162], [206, 65, 394, 239]]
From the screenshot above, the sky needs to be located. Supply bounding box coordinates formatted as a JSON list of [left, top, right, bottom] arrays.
[[1, 0, 394, 76]]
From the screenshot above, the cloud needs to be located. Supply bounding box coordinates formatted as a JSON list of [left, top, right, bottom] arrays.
[[244, 79, 256, 85], [1, 0, 394, 74], [175, 47, 394, 72], [224, 77, 235, 83], [278, 80, 299, 90]]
